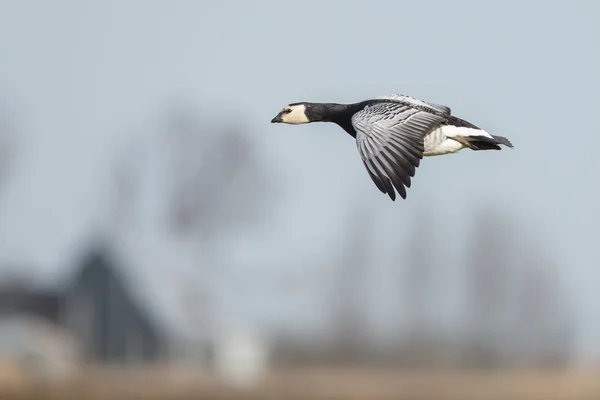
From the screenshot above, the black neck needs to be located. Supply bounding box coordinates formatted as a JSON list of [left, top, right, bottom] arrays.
[[307, 101, 375, 137]]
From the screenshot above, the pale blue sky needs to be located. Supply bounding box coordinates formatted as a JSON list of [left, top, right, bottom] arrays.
[[0, 1, 599, 360]]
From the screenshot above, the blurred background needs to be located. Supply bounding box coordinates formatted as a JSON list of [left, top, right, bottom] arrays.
[[1, 1, 599, 399]]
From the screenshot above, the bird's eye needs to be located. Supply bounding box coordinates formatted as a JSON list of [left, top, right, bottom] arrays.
[[284, 109, 292, 114]]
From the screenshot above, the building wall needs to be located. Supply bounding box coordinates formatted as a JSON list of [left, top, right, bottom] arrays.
[[62, 248, 165, 364]]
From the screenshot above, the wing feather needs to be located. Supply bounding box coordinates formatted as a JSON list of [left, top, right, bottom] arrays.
[[362, 160, 387, 193], [352, 101, 447, 200], [375, 94, 452, 116]]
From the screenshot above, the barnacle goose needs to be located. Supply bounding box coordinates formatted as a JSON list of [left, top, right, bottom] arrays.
[[271, 94, 513, 201]]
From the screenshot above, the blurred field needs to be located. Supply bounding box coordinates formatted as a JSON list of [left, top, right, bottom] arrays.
[[2, 366, 600, 400]]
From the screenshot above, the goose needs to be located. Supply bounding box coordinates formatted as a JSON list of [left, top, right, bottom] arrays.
[[271, 94, 513, 201]]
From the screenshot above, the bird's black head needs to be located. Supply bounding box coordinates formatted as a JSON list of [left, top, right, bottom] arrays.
[[271, 102, 350, 126]]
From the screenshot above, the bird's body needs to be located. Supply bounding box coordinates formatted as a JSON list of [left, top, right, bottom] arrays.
[[271, 94, 513, 201]]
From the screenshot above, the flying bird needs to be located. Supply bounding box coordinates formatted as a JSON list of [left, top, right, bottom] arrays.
[[271, 94, 513, 201]]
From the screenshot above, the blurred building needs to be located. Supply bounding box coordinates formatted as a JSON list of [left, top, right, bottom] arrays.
[[0, 245, 166, 366]]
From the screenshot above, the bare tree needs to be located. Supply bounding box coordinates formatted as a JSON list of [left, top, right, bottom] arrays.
[[463, 207, 519, 367], [328, 200, 375, 364], [162, 107, 269, 240], [396, 206, 442, 366], [463, 206, 573, 367], [107, 104, 274, 363], [404, 207, 437, 330], [107, 142, 143, 233], [0, 106, 16, 196], [108, 104, 272, 242], [509, 249, 574, 367]]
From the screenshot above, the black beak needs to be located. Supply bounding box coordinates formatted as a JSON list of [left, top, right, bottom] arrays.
[[271, 113, 282, 123]]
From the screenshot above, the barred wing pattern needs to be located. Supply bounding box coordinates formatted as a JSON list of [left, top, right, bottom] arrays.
[[352, 101, 448, 200], [375, 94, 451, 116]]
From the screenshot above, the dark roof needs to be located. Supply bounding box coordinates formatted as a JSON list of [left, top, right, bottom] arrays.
[[0, 286, 64, 324]]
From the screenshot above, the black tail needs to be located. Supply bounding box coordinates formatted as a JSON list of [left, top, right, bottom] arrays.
[[446, 116, 513, 151], [454, 134, 514, 151]]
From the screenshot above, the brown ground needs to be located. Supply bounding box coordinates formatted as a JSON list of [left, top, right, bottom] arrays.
[[1, 365, 600, 400]]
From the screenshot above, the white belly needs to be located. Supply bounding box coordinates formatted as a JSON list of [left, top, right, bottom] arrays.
[[423, 125, 493, 157], [423, 126, 465, 157]]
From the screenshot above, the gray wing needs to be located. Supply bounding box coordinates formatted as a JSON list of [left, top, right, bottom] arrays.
[[352, 101, 448, 201], [375, 94, 451, 116]]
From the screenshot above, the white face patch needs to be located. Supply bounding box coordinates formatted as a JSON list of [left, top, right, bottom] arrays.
[[280, 104, 309, 124]]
